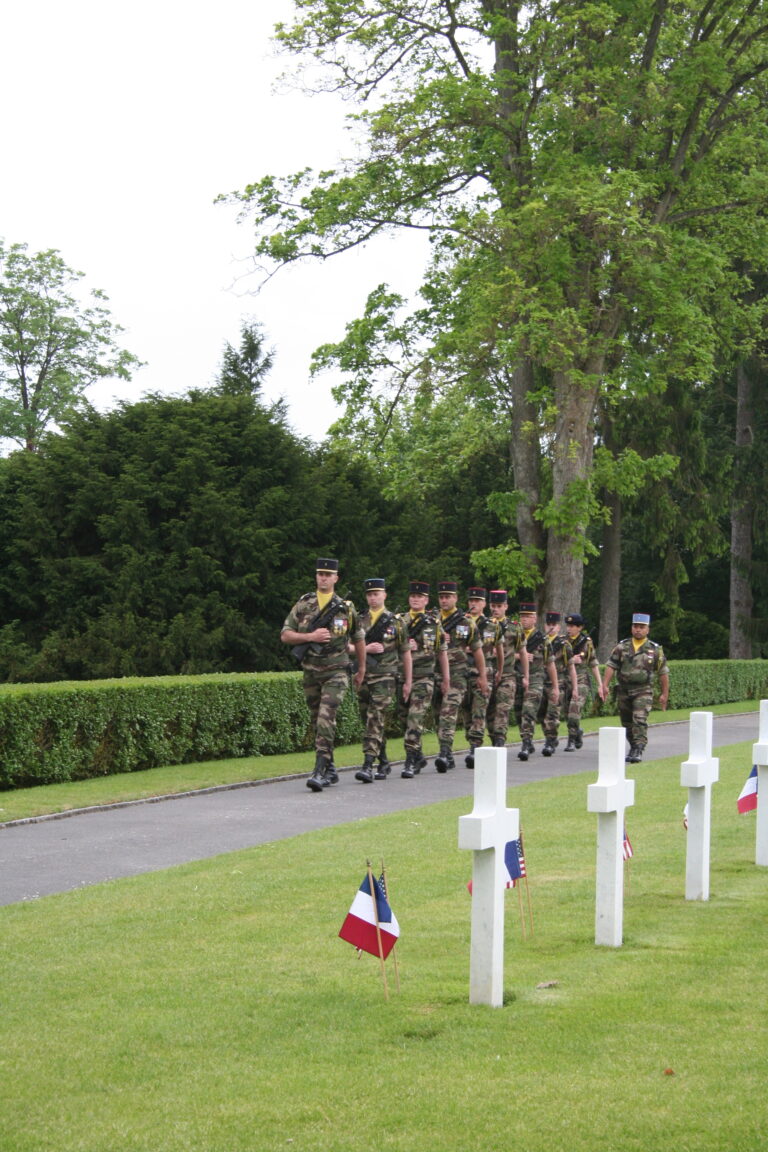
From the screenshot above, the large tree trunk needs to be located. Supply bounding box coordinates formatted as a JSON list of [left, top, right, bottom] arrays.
[[508, 357, 546, 561], [730, 361, 754, 658], [542, 367, 601, 615]]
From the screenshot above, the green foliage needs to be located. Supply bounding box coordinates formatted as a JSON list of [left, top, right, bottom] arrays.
[[0, 673, 364, 790], [0, 241, 140, 451]]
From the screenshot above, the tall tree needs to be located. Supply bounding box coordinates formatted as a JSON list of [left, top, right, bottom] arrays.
[[224, 1, 768, 610], [215, 319, 275, 397], [0, 242, 140, 451]]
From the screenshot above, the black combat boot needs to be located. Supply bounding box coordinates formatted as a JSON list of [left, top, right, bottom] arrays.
[[574, 728, 584, 749], [435, 744, 454, 773], [465, 740, 482, 769], [518, 738, 534, 762], [401, 751, 417, 779], [627, 745, 643, 764], [564, 732, 577, 752], [306, 754, 329, 792], [325, 756, 339, 784], [541, 738, 557, 758], [374, 742, 391, 779], [492, 735, 506, 748], [355, 755, 376, 784]]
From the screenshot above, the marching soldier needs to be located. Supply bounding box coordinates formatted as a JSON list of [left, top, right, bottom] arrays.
[[515, 602, 558, 762], [602, 612, 669, 763], [563, 613, 605, 751], [397, 580, 450, 779], [540, 611, 578, 757], [433, 581, 487, 773], [463, 587, 504, 768], [281, 557, 366, 793], [485, 590, 529, 747], [353, 578, 412, 783]]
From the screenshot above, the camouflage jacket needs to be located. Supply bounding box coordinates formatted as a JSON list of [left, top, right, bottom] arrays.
[[359, 608, 409, 680], [606, 637, 669, 689], [398, 610, 446, 680], [568, 630, 600, 685], [469, 613, 503, 676], [440, 610, 481, 673], [282, 592, 363, 673], [518, 628, 555, 687]]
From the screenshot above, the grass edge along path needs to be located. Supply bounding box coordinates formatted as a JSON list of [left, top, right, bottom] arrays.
[[0, 699, 759, 824], [0, 742, 765, 1152]]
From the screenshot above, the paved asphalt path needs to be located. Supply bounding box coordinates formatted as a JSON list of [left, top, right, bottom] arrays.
[[0, 713, 758, 906]]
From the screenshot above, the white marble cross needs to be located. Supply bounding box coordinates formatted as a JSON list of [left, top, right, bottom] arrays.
[[680, 711, 719, 900], [587, 727, 635, 947], [751, 699, 768, 867], [458, 746, 520, 1006]]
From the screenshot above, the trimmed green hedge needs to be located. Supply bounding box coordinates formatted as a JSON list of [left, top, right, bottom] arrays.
[[0, 673, 363, 790], [0, 660, 766, 790]]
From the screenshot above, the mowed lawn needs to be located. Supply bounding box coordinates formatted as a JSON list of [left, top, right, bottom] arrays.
[[0, 741, 765, 1152]]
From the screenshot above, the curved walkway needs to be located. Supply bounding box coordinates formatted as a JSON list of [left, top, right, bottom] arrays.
[[0, 713, 758, 906]]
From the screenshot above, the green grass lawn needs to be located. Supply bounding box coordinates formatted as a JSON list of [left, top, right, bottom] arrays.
[[0, 699, 759, 824], [0, 737, 765, 1152]]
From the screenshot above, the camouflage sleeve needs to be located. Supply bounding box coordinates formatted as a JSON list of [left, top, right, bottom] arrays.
[[396, 615, 409, 653], [587, 639, 600, 668], [656, 645, 670, 678], [281, 600, 302, 633], [606, 643, 623, 671], [436, 623, 448, 651], [348, 602, 365, 643], [468, 618, 482, 651]]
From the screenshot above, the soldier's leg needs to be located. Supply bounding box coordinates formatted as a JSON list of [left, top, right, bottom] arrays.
[[315, 669, 350, 758], [404, 679, 431, 756], [629, 690, 652, 756], [490, 676, 514, 745], [436, 675, 465, 771]]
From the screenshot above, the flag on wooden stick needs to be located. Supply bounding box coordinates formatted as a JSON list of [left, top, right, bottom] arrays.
[[339, 870, 400, 959]]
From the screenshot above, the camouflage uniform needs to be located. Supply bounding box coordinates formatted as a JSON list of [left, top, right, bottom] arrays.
[[396, 610, 446, 761], [434, 611, 482, 769], [486, 617, 525, 745], [464, 613, 499, 747], [541, 632, 572, 748], [283, 591, 363, 758], [605, 636, 669, 752], [356, 608, 409, 759], [564, 630, 600, 743], [515, 629, 556, 754]]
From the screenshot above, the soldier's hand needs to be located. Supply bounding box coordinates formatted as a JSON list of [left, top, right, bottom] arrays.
[[367, 642, 385, 655], [659, 694, 669, 711], [522, 676, 529, 691], [313, 628, 331, 643], [353, 668, 365, 690], [402, 682, 412, 703], [478, 675, 489, 695]]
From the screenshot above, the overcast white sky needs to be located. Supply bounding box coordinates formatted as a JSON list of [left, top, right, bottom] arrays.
[[1, 0, 428, 441]]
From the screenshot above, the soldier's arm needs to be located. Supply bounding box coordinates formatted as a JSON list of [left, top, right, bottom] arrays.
[[518, 643, 529, 689], [438, 647, 451, 695], [658, 670, 669, 711], [353, 637, 367, 689], [400, 648, 413, 700]]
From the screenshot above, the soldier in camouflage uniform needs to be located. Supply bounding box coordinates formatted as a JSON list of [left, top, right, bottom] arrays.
[[515, 603, 559, 762], [563, 612, 606, 752], [602, 612, 670, 763], [485, 590, 529, 747], [397, 580, 450, 779], [433, 581, 487, 773], [281, 557, 366, 793], [353, 578, 412, 784], [463, 587, 504, 768], [539, 611, 578, 757]]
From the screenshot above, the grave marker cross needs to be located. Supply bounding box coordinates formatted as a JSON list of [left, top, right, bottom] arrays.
[[680, 711, 719, 900], [587, 727, 635, 947], [458, 746, 519, 1006]]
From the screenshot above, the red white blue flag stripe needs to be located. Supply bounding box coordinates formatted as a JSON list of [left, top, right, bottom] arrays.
[[339, 872, 400, 958], [737, 765, 758, 814]]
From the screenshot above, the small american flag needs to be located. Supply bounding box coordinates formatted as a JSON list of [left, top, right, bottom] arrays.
[[622, 827, 633, 860]]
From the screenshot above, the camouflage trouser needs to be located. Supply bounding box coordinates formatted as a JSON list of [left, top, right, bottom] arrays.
[[463, 674, 490, 745], [358, 675, 396, 757], [435, 670, 469, 748], [397, 676, 433, 755], [515, 676, 549, 742], [617, 686, 653, 750], [537, 683, 561, 742], [303, 667, 350, 757], [486, 674, 516, 742], [564, 677, 590, 735]]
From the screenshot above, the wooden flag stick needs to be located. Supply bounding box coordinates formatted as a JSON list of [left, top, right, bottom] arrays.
[[381, 860, 400, 993], [520, 828, 534, 935], [515, 879, 527, 939], [366, 860, 389, 1000]]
